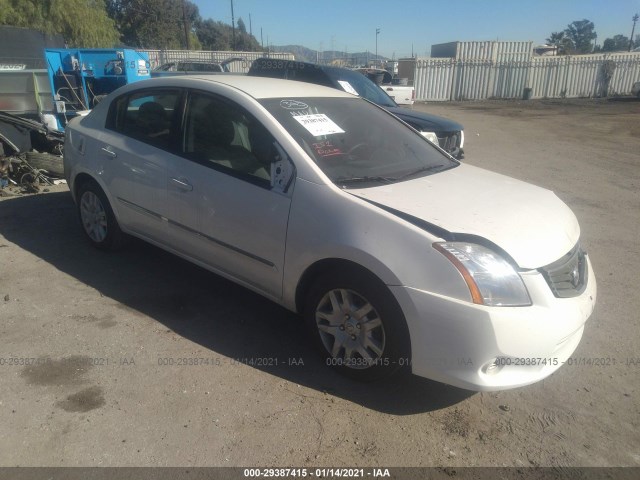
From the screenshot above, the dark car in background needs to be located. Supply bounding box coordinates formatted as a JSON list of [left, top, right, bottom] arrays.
[[248, 58, 464, 158]]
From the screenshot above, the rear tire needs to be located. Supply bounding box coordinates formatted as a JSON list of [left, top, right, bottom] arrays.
[[303, 269, 411, 381], [77, 180, 127, 250]]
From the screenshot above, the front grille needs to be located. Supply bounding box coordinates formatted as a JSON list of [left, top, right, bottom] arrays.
[[539, 244, 588, 298], [437, 132, 461, 156]]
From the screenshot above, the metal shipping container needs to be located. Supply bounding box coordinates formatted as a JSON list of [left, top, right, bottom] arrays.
[[431, 41, 533, 62]]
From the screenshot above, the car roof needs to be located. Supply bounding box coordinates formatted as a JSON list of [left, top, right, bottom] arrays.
[[116, 75, 353, 100]]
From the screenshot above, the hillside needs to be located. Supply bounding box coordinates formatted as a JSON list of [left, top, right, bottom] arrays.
[[270, 44, 387, 65]]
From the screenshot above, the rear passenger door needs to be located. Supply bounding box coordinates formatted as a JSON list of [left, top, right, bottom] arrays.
[[165, 90, 292, 299], [101, 88, 183, 242]]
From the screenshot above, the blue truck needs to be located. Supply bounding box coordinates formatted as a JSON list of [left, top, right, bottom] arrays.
[[44, 49, 151, 131], [1, 46, 151, 186]]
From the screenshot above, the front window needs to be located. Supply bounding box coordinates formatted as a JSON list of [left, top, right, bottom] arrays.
[[181, 91, 275, 186], [260, 97, 457, 186]]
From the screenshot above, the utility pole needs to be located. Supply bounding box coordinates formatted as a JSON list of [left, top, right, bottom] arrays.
[[181, 0, 190, 50], [375, 28, 380, 67], [249, 13, 252, 37], [261, 27, 264, 51], [231, 0, 236, 51], [630, 13, 639, 51]]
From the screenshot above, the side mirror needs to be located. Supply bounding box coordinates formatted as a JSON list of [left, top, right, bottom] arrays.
[[270, 142, 294, 193]]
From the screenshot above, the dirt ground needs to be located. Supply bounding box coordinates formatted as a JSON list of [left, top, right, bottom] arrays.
[[0, 97, 639, 469]]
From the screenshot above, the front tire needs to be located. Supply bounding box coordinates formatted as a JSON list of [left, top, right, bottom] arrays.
[[77, 180, 127, 250], [304, 270, 410, 381]]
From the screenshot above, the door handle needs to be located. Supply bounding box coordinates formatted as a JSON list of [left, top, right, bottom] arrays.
[[101, 146, 117, 158], [171, 177, 193, 191]]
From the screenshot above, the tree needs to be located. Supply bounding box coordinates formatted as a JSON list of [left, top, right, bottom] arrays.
[[631, 14, 639, 51], [196, 18, 232, 50], [602, 34, 630, 52], [107, 0, 200, 49], [195, 17, 261, 52], [234, 30, 261, 51], [564, 19, 597, 54], [546, 31, 572, 55], [0, 0, 119, 47], [237, 17, 246, 34]]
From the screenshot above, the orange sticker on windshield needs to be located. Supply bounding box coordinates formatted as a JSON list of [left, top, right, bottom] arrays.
[[312, 141, 343, 157]]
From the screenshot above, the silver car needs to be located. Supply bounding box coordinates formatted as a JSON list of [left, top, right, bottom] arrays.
[[64, 76, 596, 390]]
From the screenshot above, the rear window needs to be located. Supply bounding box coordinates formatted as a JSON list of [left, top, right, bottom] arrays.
[[249, 59, 333, 87], [107, 89, 181, 150], [324, 69, 396, 107]]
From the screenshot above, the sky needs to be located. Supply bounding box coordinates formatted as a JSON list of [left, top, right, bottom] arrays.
[[192, 0, 640, 58]]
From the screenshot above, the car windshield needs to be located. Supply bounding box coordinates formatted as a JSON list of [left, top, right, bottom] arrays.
[[260, 97, 457, 186], [325, 69, 397, 107]]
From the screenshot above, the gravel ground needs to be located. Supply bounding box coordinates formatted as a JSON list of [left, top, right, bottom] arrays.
[[0, 97, 638, 469]]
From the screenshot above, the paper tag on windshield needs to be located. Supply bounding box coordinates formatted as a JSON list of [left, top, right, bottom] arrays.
[[338, 80, 359, 96], [293, 114, 345, 136]]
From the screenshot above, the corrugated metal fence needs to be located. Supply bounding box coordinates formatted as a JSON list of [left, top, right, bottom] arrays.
[[138, 50, 294, 73], [404, 53, 640, 101], [412, 59, 454, 101]]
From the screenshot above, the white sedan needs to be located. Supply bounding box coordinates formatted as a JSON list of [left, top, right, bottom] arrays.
[[63, 76, 596, 390]]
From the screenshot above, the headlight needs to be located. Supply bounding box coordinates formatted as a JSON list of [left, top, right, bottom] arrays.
[[421, 131, 439, 145], [459, 129, 464, 149], [433, 242, 531, 306]]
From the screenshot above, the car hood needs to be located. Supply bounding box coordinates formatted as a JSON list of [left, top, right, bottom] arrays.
[[386, 106, 463, 132], [347, 163, 580, 269]]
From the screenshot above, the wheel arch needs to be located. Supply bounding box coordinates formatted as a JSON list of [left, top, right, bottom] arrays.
[[72, 172, 100, 201], [294, 258, 397, 315], [73, 173, 119, 217], [297, 257, 413, 380]]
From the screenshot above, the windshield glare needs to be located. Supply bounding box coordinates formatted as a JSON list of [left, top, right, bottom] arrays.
[[260, 97, 457, 186]]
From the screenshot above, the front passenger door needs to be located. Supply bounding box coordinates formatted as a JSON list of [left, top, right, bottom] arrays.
[[165, 90, 293, 299]]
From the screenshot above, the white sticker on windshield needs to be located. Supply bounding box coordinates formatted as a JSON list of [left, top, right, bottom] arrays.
[[293, 114, 345, 136], [337, 80, 359, 96]]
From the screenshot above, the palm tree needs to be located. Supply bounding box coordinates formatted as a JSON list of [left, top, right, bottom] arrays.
[[630, 14, 639, 51]]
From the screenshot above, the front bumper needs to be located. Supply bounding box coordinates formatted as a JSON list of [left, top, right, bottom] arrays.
[[390, 256, 596, 391]]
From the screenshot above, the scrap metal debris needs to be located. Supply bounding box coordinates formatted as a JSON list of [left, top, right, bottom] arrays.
[[0, 111, 64, 195]]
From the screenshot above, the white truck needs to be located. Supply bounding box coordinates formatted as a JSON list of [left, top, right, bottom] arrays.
[[354, 68, 415, 105], [378, 83, 415, 105]]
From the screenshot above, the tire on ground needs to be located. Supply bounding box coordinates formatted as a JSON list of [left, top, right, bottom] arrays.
[[303, 268, 411, 382], [76, 179, 128, 250], [25, 152, 64, 177]]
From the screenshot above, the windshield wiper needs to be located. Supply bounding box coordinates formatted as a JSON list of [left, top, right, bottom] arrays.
[[336, 165, 446, 187], [335, 175, 395, 186], [395, 164, 446, 181]]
